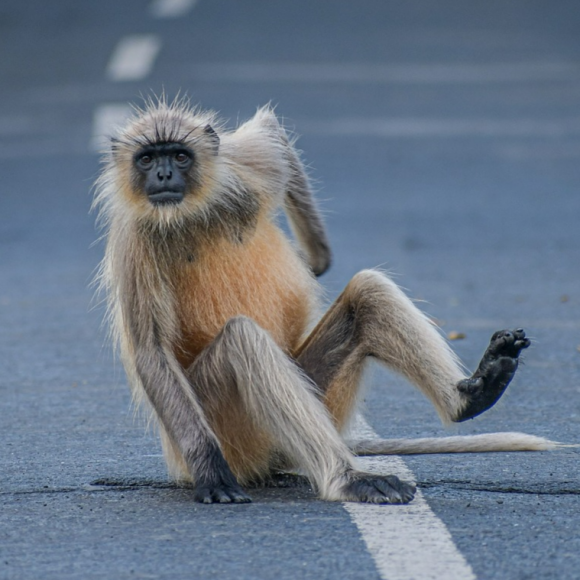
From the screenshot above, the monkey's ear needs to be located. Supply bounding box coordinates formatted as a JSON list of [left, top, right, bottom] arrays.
[[204, 124, 220, 154]]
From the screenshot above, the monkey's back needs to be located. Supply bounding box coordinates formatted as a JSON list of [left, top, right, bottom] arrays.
[[174, 218, 319, 369]]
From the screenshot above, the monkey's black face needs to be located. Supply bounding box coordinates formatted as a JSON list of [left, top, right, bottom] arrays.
[[134, 143, 194, 205]]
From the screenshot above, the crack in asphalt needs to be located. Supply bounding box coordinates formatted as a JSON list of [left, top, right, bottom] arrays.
[[2, 477, 578, 497], [1, 474, 313, 497], [417, 480, 580, 495]]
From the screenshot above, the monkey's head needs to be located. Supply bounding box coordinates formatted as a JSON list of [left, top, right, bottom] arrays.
[[103, 100, 222, 226]]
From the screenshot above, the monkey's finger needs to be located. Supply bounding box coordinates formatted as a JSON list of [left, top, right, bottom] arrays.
[[212, 488, 233, 503], [228, 489, 252, 503], [194, 487, 214, 504]]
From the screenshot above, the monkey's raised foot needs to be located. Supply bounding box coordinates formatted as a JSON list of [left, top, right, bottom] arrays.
[[339, 471, 416, 504], [194, 481, 252, 504], [455, 329, 530, 422]]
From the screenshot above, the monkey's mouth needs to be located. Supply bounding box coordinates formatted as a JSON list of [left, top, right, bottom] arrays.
[[148, 191, 184, 205]]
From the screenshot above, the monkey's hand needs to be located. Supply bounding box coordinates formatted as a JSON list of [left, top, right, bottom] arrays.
[[194, 477, 251, 504], [193, 459, 252, 504], [309, 237, 332, 277], [454, 329, 531, 422], [338, 471, 416, 504]]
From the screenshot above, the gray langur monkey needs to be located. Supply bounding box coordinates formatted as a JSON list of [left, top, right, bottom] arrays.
[[93, 98, 561, 505]]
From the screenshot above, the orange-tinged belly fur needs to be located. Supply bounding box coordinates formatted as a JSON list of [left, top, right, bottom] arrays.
[[174, 221, 318, 369]]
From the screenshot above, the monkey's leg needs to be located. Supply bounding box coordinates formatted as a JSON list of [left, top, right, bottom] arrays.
[[295, 269, 529, 426], [189, 316, 416, 504]]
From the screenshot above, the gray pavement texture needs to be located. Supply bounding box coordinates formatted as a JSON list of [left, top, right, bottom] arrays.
[[1, 1, 579, 579]]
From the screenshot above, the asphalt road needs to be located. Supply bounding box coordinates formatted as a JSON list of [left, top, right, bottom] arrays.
[[0, 1, 579, 579]]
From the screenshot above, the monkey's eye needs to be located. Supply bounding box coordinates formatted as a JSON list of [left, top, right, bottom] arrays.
[[174, 151, 192, 167], [137, 154, 154, 168]]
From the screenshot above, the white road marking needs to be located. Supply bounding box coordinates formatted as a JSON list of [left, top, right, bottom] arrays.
[[306, 118, 580, 138], [106, 35, 162, 82], [345, 417, 476, 580], [150, 0, 198, 18], [184, 61, 580, 84], [90, 104, 132, 151]]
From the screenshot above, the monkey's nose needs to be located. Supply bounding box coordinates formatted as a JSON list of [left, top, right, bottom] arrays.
[[157, 169, 173, 181]]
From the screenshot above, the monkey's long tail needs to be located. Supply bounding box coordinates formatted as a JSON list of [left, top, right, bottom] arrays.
[[348, 433, 575, 455]]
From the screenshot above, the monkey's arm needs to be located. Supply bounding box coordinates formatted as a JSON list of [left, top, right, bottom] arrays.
[[132, 338, 250, 503], [283, 143, 332, 277], [226, 107, 332, 277]]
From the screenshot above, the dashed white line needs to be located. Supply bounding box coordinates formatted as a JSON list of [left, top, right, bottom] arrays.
[[106, 35, 162, 82], [90, 104, 132, 151], [150, 0, 198, 18], [345, 418, 476, 580]]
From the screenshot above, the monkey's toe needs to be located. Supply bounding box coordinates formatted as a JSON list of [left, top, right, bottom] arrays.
[[489, 328, 530, 357]]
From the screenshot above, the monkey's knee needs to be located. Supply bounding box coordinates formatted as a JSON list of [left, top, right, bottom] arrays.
[[211, 316, 287, 382], [342, 269, 408, 332], [219, 316, 270, 353], [222, 315, 258, 335], [345, 270, 401, 307], [189, 316, 266, 387]]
